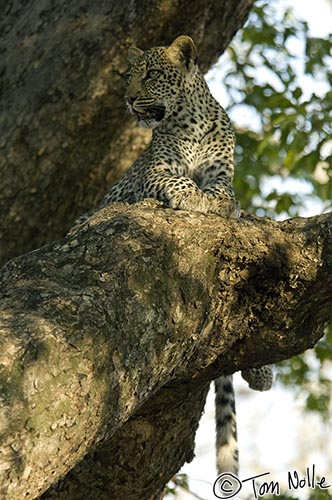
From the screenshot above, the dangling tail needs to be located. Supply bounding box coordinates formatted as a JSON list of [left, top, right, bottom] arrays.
[[214, 366, 273, 474], [214, 375, 238, 474]]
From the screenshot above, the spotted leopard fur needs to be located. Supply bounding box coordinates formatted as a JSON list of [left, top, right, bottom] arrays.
[[75, 35, 273, 474]]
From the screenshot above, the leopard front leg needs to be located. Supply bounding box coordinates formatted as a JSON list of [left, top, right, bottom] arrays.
[[140, 161, 240, 215], [163, 177, 211, 212], [197, 168, 241, 219], [203, 183, 241, 219]]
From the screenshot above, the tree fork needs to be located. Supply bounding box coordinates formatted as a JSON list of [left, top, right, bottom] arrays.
[[0, 202, 331, 500]]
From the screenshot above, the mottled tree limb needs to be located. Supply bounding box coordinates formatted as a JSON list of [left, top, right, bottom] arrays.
[[0, 202, 331, 500]]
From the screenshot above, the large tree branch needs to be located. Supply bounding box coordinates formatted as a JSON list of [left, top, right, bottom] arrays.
[[0, 0, 254, 266], [1, 203, 331, 500]]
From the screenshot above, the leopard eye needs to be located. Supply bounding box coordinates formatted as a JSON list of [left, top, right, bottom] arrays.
[[146, 69, 161, 80], [125, 73, 133, 87]]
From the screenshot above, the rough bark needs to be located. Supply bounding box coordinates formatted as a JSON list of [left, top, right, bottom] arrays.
[[1, 202, 331, 500], [0, 0, 254, 267]]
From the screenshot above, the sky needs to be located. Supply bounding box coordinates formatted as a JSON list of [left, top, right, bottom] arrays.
[[290, 0, 332, 36], [172, 1, 332, 499]]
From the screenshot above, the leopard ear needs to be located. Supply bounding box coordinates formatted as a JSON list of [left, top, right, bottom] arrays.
[[127, 46, 144, 64], [166, 35, 198, 71]]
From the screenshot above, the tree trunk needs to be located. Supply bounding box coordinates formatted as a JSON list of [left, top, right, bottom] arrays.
[[1, 202, 331, 500], [0, 0, 254, 267]]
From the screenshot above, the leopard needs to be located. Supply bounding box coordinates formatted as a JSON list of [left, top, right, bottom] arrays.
[[75, 35, 273, 476]]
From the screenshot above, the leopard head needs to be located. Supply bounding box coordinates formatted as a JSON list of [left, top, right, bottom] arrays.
[[125, 36, 198, 128]]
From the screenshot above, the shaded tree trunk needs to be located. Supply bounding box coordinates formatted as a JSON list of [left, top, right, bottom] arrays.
[[0, 0, 254, 266], [1, 203, 331, 500]]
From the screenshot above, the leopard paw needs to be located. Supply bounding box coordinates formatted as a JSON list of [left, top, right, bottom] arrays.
[[241, 365, 274, 391]]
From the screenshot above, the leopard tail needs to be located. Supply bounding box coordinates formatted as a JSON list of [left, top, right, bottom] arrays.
[[215, 375, 239, 475]]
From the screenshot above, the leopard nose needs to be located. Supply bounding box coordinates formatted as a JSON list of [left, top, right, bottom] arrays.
[[126, 96, 136, 105]]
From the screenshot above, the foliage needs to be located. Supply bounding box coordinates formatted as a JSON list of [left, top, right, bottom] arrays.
[[277, 325, 332, 420], [211, 0, 332, 218]]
